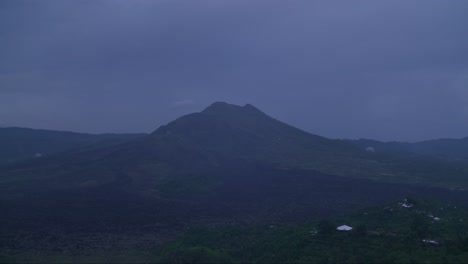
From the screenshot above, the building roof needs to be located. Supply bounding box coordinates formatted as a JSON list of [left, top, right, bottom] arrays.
[[337, 225, 353, 231]]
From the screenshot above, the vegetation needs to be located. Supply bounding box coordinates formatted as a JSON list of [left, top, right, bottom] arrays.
[[156, 199, 468, 263], [158, 247, 234, 264], [3, 198, 467, 263]]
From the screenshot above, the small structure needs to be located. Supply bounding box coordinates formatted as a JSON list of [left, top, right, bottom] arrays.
[[401, 203, 413, 208], [428, 214, 441, 221], [337, 225, 353, 231], [400, 199, 414, 208]]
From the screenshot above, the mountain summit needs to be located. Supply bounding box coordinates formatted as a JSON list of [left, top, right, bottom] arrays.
[[150, 102, 358, 172], [201, 102, 265, 116]]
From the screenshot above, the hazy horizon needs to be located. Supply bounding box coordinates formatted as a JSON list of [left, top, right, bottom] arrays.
[[1, 0, 467, 141], [2, 101, 468, 143]]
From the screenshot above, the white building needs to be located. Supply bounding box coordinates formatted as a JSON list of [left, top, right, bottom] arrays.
[[337, 225, 353, 231]]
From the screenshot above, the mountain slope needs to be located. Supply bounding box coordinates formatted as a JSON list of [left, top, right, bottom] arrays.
[[2, 102, 468, 200], [140, 102, 468, 189], [0, 127, 146, 165], [149, 102, 363, 171], [0, 103, 362, 195]]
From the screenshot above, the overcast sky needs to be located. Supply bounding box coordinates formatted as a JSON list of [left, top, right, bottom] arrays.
[[1, 0, 467, 141]]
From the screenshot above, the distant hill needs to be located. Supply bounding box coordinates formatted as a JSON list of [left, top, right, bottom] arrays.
[[2, 102, 468, 200], [349, 138, 468, 161], [0, 127, 146, 165]]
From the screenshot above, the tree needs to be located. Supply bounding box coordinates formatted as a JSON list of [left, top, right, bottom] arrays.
[[410, 215, 429, 238], [317, 220, 335, 235], [159, 246, 234, 264], [355, 224, 368, 237]]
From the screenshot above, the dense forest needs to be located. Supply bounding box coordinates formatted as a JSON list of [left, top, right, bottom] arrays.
[[156, 199, 468, 263]]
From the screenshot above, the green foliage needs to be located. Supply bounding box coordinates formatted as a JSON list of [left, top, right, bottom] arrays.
[[156, 199, 468, 263], [0, 255, 16, 264], [410, 214, 430, 238], [158, 246, 234, 264], [355, 224, 368, 237], [317, 220, 335, 235], [3, 198, 468, 263]]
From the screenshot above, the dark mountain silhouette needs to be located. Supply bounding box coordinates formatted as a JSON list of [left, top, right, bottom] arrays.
[[4, 102, 467, 196], [145, 102, 363, 174], [1, 102, 468, 235]]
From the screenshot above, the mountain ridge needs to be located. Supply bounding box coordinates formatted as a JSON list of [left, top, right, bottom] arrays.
[[0, 127, 146, 165], [2, 102, 468, 200]]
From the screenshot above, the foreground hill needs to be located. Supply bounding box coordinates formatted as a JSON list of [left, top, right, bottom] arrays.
[[0, 127, 146, 165]]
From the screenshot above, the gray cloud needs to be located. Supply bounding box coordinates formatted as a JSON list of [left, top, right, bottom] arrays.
[[1, 0, 467, 141]]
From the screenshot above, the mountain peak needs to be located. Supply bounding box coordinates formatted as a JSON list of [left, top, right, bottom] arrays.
[[202, 102, 265, 116], [242, 103, 263, 113], [202, 101, 238, 112]]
